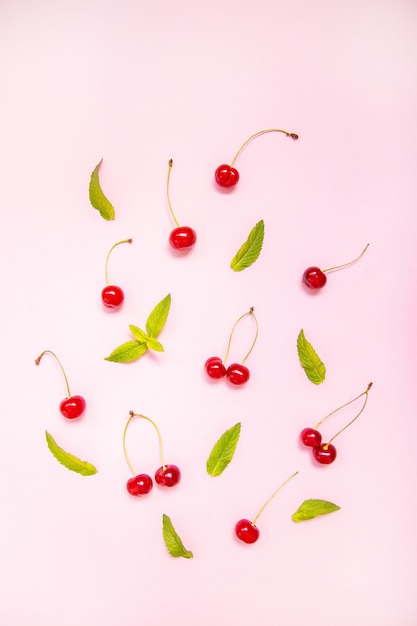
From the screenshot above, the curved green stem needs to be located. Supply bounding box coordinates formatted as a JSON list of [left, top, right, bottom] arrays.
[[323, 244, 369, 274], [123, 411, 166, 476], [314, 383, 373, 430], [34, 350, 71, 398], [105, 238, 133, 284], [222, 307, 258, 365], [230, 128, 298, 166], [325, 383, 373, 447], [252, 470, 299, 526], [166, 159, 180, 227]]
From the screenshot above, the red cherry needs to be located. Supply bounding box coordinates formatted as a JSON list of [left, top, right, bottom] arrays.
[[312, 443, 337, 464], [155, 464, 181, 487], [126, 474, 153, 496], [59, 395, 86, 420], [235, 519, 260, 544], [215, 164, 240, 188], [169, 226, 197, 250], [226, 363, 250, 385], [302, 267, 327, 289], [300, 428, 322, 447], [101, 285, 125, 309], [205, 356, 226, 379]]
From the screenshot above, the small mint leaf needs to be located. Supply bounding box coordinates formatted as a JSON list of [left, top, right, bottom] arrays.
[[206, 423, 241, 477], [89, 159, 115, 221], [162, 514, 193, 559], [104, 341, 147, 363], [230, 219, 264, 272], [45, 431, 97, 476], [129, 325, 148, 342], [292, 499, 340, 522], [146, 293, 171, 339], [146, 337, 164, 352], [297, 329, 326, 384]]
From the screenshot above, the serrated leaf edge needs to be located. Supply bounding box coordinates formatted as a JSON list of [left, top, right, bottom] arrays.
[[230, 219, 265, 272], [162, 514, 193, 559], [206, 423, 241, 477], [291, 499, 340, 522], [45, 431, 97, 476], [297, 329, 326, 384], [89, 159, 115, 221]]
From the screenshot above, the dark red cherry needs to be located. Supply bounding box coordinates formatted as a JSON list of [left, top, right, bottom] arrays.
[[300, 428, 322, 447], [226, 363, 250, 385], [302, 267, 327, 289], [101, 285, 125, 309], [205, 356, 226, 379], [312, 443, 337, 464], [235, 519, 259, 544], [59, 395, 86, 419], [126, 474, 153, 496], [155, 464, 181, 487], [215, 164, 240, 188], [169, 226, 196, 250]]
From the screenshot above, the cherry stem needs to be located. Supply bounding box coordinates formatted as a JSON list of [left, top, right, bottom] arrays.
[[323, 243, 369, 274], [252, 470, 299, 526], [230, 128, 299, 166], [314, 382, 373, 430], [324, 383, 373, 448], [34, 350, 71, 398], [222, 307, 258, 366], [105, 238, 133, 285], [166, 159, 180, 228], [122, 411, 166, 476]]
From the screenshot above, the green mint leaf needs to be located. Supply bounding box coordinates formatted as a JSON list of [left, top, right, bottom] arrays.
[[146, 337, 164, 352], [146, 293, 171, 338], [129, 325, 148, 342], [206, 423, 241, 477], [162, 514, 193, 559], [89, 159, 115, 221], [292, 499, 341, 522], [45, 431, 97, 476], [104, 340, 147, 363], [230, 219, 264, 272], [297, 329, 326, 384]]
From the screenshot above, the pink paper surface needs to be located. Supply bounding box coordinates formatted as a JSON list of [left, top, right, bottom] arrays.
[[1, 1, 416, 625]]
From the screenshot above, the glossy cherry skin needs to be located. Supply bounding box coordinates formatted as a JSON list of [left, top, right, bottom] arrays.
[[235, 519, 260, 544], [302, 267, 327, 289], [226, 363, 250, 385], [126, 474, 153, 496], [300, 428, 322, 447], [169, 226, 196, 250], [215, 164, 240, 188], [59, 395, 86, 419], [102, 285, 125, 309], [313, 443, 337, 464], [205, 356, 226, 379], [155, 464, 181, 487]]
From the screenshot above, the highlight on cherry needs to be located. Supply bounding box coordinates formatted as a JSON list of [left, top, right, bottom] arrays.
[[101, 238, 133, 309], [166, 159, 196, 250]]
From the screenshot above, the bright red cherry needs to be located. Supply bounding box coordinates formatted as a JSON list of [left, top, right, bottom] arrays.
[[155, 464, 181, 487], [101, 285, 125, 309], [59, 395, 86, 420], [126, 474, 153, 496], [312, 443, 337, 464], [226, 363, 250, 385], [215, 164, 239, 188], [302, 267, 327, 290], [169, 226, 197, 250], [300, 427, 322, 447], [205, 356, 226, 379], [235, 519, 260, 544]]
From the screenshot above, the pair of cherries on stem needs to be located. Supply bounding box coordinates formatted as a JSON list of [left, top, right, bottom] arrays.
[[35, 350, 86, 419], [300, 383, 373, 464], [123, 411, 181, 496], [101, 238, 133, 310], [302, 244, 369, 290], [214, 127, 299, 188], [205, 308, 258, 386]]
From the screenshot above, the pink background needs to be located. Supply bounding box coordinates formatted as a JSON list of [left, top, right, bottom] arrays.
[[1, 1, 416, 624]]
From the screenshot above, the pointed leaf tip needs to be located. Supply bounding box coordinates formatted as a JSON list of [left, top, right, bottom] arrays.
[[89, 159, 116, 221], [206, 423, 241, 476], [297, 329, 326, 384], [230, 220, 264, 272], [45, 431, 97, 476], [162, 514, 193, 559]]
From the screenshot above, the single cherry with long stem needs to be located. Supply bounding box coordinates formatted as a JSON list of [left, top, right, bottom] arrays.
[[235, 470, 299, 544], [35, 350, 86, 419], [300, 382, 373, 465], [101, 238, 133, 309], [215, 127, 298, 188], [123, 411, 181, 497], [302, 244, 369, 290], [204, 307, 259, 385], [166, 159, 196, 250]]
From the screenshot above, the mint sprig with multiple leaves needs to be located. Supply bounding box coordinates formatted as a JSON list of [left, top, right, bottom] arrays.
[[230, 219, 264, 271], [45, 431, 97, 476], [105, 294, 171, 363], [206, 423, 241, 476], [297, 329, 326, 384], [89, 159, 115, 221], [162, 514, 193, 559], [292, 499, 340, 522]]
